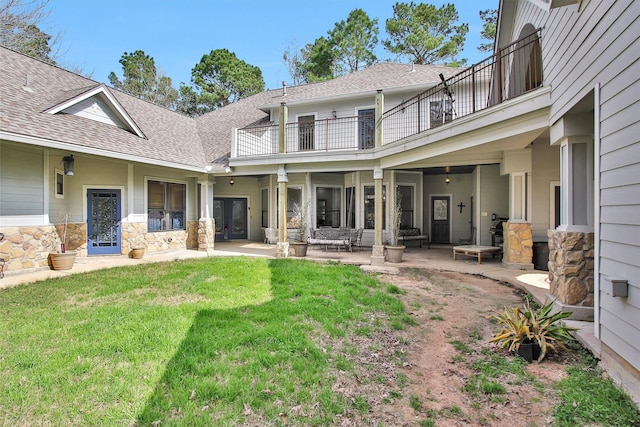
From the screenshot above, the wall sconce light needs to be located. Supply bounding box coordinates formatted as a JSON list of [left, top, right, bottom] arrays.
[[229, 178, 234, 186], [62, 155, 75, 176], [332, 109, 337, 119]]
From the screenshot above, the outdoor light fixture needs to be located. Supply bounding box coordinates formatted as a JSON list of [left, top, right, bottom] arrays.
[[445, 174, 450, 185], [229, 178, 234, 186], [62, 155, 75, 176], [332, 109, 337, 118]]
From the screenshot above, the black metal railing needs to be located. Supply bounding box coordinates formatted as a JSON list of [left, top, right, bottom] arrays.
[[382, 29, 543, 144], [235, 29, 543, 157]]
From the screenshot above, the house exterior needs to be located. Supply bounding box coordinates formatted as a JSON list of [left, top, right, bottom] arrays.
[[0, 0, 638, 402]]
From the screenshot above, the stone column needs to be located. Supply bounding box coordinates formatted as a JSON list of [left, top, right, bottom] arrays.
[[197, 218, 215, 254], [502, 221, 533, 269], [547, 230, 594, 317]]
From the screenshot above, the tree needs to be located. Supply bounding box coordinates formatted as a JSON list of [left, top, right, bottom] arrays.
[[282, 39, 307, 86], [478, 9, 497, 54], [299, 36, 336, 83], [108, 50, 178, 109], [383, 2, 468, 65], [190, 49, 265, 113], [0, 0, 60, 62], [328, 8, 379, 74]]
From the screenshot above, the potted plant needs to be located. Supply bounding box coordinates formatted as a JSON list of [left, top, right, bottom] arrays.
[[290, 202, 308, 257], [385, 190, 405, 263], [129, 234, 146, 259], [49, 211, 77, 270], [489, 298, 576, 362]]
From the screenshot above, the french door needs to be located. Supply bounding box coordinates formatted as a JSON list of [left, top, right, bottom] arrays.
[[213, 198, 248, 240], [87, 189, 121, 255]]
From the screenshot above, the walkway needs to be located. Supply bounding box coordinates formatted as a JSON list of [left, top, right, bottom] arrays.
[[0, 241, 598, 357]]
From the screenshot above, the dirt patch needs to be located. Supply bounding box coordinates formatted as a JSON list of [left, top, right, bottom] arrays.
[[326, 268, 573, 426]]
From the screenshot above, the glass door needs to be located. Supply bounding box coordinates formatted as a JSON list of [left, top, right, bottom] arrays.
[[213, 198, 248, 240], [87, 189, 121, 255]]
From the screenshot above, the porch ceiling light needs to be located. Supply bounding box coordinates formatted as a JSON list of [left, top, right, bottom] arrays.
[[445, 174, 450, 185], [62, 155, 75, 176], [229, 178, 234, 186]]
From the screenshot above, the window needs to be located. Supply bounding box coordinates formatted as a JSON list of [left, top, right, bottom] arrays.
[[261, 188, 269, 228], [316, 187, 342, 228], [286, 187, 302, 228], [397, 185, 414, 228], [55, 169, 64, 198], [430, 99, 453, 128], [298, 115, 315, 151], [364, 185, 386, 230], [358, 109, 375, 149], [147, 180, 186, 232], [346, 187, 356, 229]]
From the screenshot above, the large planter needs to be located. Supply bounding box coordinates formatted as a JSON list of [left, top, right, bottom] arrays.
[[291, 242, 308, 257], [130, 247, 145, 259], [386, 245, 406, 263], [49, 251, 77, 270]]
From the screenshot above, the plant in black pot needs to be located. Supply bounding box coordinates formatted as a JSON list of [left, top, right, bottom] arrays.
[[489, 298, 576, 363]]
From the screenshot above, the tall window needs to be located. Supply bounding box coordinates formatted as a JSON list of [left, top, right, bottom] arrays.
[[358, 109, 375, 149], [55, 169, 64, 198], [316, 187, 341, 228], [148, 180, 186, 231], [286, 187, 302, 228], [397, 185, 414, 228], [346, 187, 356, 229], [298, 115, 315, 151], [430, 99, 453, 128], [364, 185, 386, 229], [261, 188, 269, 228]]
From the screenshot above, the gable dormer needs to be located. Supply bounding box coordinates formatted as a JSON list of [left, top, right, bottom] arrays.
[[44, 85, 146, 138]]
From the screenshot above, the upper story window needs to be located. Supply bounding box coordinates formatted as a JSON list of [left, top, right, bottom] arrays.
[[148, 180, 186, 232], [298, 115, 315, 151], [358, 109, 375, 149]]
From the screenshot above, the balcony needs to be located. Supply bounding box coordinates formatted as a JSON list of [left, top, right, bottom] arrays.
[[233, 29, 543, 159]]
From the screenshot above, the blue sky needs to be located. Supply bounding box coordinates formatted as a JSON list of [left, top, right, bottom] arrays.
[[45, 0, 498, 90]]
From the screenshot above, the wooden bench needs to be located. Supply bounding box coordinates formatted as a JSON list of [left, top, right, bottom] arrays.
[[399, 228, 430, 249], [453, 245, 502, 264], [308, 228, 352, 252]]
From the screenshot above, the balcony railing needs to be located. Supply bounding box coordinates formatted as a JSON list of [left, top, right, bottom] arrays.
[[234, 29, 543, 158], [383, 29, 543, 143]]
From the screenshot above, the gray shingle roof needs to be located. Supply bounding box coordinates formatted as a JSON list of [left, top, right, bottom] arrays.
[[1, 46, 460, 171]]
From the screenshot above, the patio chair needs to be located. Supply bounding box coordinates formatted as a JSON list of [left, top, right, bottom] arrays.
[[351, 228, 363, 251], [459, 226, 476, 245], [264, 228, 278, 244]]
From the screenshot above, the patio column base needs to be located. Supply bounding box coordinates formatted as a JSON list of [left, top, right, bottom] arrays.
[[275, 242, 290, 259], [370, 245, 385, 266]]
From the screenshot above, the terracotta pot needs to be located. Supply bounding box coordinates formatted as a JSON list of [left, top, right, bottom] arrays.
[[130, 248, 145, 259], [49, 251, 76, 270], [386, 245, 405, 263]]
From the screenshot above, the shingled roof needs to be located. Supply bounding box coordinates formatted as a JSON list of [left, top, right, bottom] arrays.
[[1, 46, 460, 171]]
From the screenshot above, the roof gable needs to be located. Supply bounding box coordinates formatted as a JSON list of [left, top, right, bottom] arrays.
[[43, 85, 146, 138]]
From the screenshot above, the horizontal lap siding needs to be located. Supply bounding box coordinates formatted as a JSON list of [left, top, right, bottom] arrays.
[[0, 145, 44, 216], [513, 0, 640, 372], [597, 1, 640, 374]]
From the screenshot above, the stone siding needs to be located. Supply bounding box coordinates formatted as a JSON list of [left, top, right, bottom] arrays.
[[502, 222, 534, 269], [548, 230, 594, 307], [122, 222, 190, 254], [197, 219, 215, 254]]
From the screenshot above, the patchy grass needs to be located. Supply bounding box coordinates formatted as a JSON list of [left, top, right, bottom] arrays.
[[0, 257, 407, 426]]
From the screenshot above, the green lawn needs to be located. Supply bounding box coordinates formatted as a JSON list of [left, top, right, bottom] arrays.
[[0, 257, 405, 425]]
